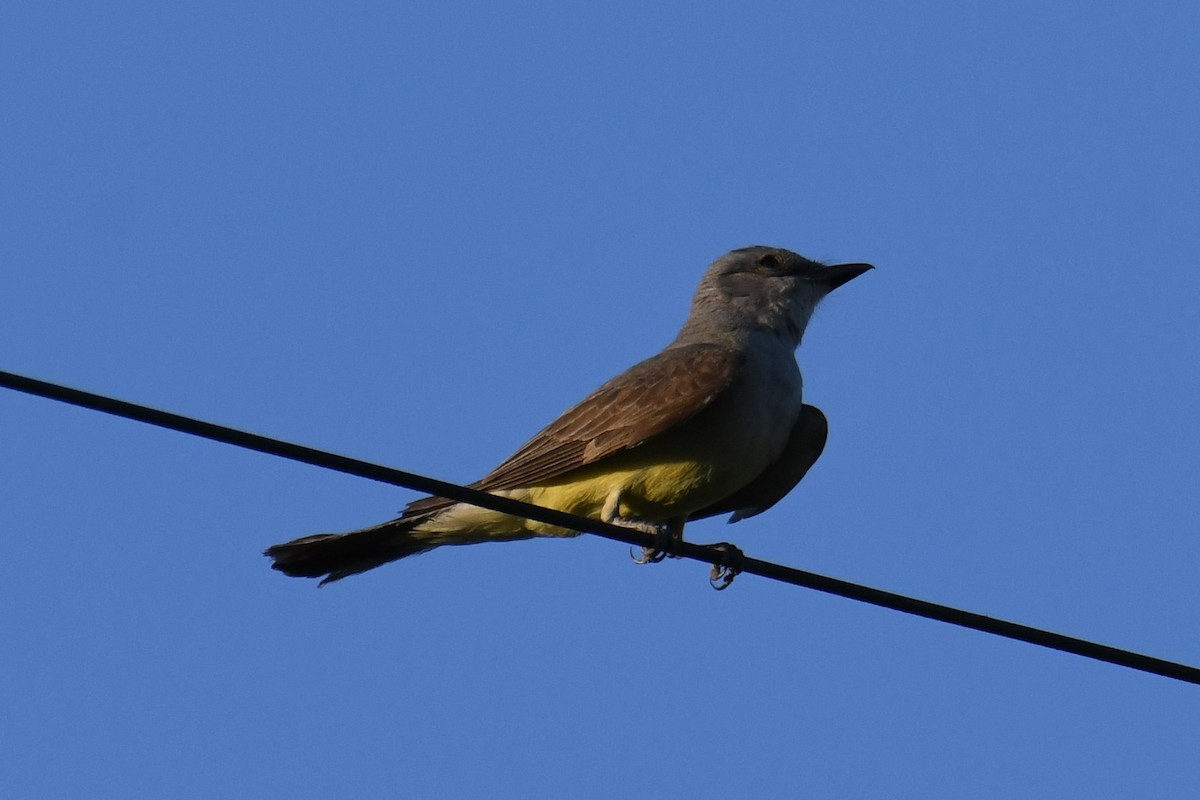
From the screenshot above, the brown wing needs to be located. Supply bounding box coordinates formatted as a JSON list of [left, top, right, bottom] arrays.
[[403, 343, 743, 516], [688, 403, 828, 523]]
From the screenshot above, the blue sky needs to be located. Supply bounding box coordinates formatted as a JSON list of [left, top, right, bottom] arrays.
[[3, 2, 1199, 797]]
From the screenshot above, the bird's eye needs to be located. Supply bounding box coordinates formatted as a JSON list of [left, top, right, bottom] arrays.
[[758, 253, 780, 268]]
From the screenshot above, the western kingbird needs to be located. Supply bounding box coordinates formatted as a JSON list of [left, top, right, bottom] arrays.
[[266, 246, 871, 584]]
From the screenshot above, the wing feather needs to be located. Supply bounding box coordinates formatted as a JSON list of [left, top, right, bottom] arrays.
[[403, 343, 742, 516]]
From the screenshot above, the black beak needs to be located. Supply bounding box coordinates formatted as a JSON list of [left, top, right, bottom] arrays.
[[814, 262, 873, 291]]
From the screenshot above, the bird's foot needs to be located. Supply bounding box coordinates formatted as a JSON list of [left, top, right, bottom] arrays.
[[618, 517, 683, 565], [630, 545, 668, 564], [706, 543, 744, 590]]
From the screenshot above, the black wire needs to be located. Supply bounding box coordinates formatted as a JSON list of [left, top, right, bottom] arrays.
[[3, 367, 1198, 686]]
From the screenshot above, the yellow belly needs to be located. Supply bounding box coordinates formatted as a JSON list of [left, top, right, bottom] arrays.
[[413, 458, 722, 543], [522, 458, 717, 532], [415, 426, 775, 542]]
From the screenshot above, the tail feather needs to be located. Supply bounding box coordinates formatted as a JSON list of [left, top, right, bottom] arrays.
[[265, 519, 431, 586]]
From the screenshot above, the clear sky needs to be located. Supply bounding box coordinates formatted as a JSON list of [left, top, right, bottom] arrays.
[[3, 2, 1199, 797]]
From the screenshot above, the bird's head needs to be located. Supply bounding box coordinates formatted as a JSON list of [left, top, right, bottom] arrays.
[[680, 246, 873, 348]]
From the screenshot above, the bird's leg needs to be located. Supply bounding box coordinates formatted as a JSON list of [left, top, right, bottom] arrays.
[[706, 542, 744, 590], [601, 493, 681, 564]]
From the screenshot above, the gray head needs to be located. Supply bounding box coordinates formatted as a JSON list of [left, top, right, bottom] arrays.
[[675, 246, 873, 348]]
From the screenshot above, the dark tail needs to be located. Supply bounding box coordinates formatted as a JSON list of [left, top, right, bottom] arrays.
[[265, 519, 432, 586]]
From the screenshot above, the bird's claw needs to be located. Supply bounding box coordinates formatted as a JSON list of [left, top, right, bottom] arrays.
[[707, 543, 743, 590], [628, 522, 681, 565], [630, 545, 668, 564]]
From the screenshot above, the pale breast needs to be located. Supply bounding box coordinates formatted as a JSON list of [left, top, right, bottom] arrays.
[[706, 336, 804, 479]]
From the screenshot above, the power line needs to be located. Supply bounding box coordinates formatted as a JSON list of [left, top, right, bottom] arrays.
[[2, 367, 1198, 687]]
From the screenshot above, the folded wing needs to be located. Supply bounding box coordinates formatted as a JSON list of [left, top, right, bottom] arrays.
[[689, 404, 828, 523]]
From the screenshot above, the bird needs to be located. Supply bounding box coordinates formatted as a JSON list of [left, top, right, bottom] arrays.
[[265, 246, 871, 585]]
